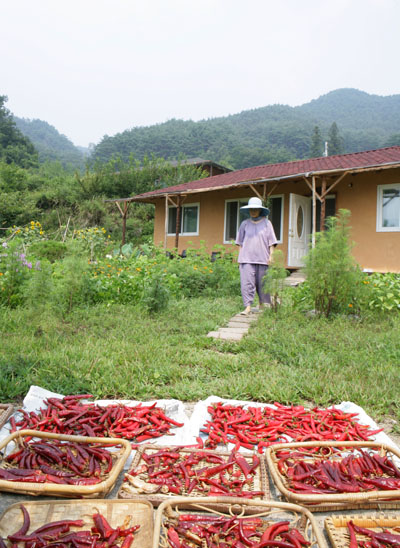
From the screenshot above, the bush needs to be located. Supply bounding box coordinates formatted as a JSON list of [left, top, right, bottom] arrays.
[[363, 273, 400, 312], [263, 250, 289, 311], [29, 241, 68, 262], [303, 210, 366, 317]]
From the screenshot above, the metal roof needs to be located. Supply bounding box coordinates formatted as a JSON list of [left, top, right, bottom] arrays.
[[115, 146, 400, 203]]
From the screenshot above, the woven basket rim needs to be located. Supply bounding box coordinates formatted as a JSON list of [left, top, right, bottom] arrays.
[[153, 497, 327, 548], [266, 440, 400, 506], [0, 430, 131, 497], [118, 444, 269, 506]]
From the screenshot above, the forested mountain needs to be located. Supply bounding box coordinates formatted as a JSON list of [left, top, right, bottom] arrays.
[[14, 117, 85, 170], [0, 96, 38, 168], [92, 89, 400, 169]]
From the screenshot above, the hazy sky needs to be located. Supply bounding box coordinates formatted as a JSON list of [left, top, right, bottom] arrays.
[[2, 0, 400, 147]]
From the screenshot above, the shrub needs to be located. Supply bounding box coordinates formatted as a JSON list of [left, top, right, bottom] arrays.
[[364, 273, 400, 312], [29, 241, 68, 262], [263, 249, 289, 311], [303, 210, 366, 317]]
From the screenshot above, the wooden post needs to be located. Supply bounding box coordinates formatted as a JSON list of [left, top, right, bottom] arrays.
[[312, 176, 316, 248], [164, 194, 168, 250], [121, 202, 128, 246], [175, 196, 181, 250], [320, 177, 327, 231]]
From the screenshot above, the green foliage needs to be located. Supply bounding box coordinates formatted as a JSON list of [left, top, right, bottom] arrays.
[[328, 122, 344, 155], [51, 255, 94, 315], [141, 273, 170, 314], [310, 125, 323, 157], [262, 250, 289, 311], [14, 117, 85, 169], [0, 96, 38, 168], [0, 240, 37, 307], [303, 210, 365, 317], [92, 89, 400, 167], [29, 241, 68, 262], [363, 273, 400, 312]]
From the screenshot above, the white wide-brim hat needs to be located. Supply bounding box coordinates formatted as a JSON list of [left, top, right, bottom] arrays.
[[240, 197, 270, 216]]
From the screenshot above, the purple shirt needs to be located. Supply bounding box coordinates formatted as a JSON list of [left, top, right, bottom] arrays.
[[235, 218, 278, 265]]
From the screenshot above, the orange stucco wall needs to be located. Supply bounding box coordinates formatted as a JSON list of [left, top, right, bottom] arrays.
[[152, 168, 400, 272]]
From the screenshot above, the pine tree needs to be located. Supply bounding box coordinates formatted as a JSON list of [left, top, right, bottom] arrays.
[[310, 126, 323, 157], [328, 122, 344, 155]]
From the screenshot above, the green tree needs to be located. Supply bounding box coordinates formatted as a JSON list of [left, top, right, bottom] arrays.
[[327, 122, 344, 156], [310, 126, 323, 157], [0, 96, 38, 168]]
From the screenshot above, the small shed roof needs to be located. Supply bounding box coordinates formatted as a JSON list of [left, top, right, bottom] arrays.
[[114, 146, 400, 203]]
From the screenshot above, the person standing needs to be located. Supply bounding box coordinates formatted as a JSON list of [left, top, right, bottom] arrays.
[[235, 197, 278, 315]]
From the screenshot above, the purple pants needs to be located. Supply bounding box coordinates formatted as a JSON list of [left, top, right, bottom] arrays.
[[239, 263, 271, 306]]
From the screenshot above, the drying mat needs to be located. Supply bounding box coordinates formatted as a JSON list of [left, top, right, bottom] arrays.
[[153, 497, 327, 548], [325, 514, 400, 548], [0, 404, 14, 430], [0, 499, 153, 548], [266, 440, 400, 512], [0, 429, 131, 498], [118, 445, 269, 509]]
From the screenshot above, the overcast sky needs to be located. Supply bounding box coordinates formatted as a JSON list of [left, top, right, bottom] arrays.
[[2, 0, 399, 147]]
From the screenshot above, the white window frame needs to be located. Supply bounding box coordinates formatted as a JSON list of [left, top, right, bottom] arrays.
[[223, 195, 284, 244], [167, 202, 200, 236], [376, 183, 400, 232]]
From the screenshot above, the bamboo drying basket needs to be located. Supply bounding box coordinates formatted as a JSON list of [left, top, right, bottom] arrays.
[[0, 429, 131, 497], [0, 499, 153, 548], [153, 496, 327, 548], [118, 444, 270, 508], [266, 440, 400, 511], [0, 404, 14, 430], [325, 513, 400, 548]]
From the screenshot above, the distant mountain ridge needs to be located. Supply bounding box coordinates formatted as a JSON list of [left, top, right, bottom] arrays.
[[12, 89, 400, 171], [13, 117, 86, 169], [92, 88, 400, 169]]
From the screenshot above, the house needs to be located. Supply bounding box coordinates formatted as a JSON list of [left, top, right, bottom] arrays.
[[115, 147, 400, 272]]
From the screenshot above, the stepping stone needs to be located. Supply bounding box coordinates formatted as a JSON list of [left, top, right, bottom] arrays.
[[218, 331, 244, 341], [227, 321, 250, 328], [219, 327, 248, 335]]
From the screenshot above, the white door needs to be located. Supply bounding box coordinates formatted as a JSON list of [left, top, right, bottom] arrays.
[[288, 193, 311, 267]]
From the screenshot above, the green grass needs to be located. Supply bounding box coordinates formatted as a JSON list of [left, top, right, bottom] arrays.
[[1, 298, 399, 423]]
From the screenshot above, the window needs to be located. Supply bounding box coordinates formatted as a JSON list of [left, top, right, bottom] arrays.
[[377, 184, 400, 232], [311, 195, 336, 232], [168, 203, 199, 235], [224, 196, 284, 243]]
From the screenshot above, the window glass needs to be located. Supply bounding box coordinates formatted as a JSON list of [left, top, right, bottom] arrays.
[[168, 204, 198, 234], [182, 205, 198, 233], [269, 196, 282, 240], [382, 188, 400, 228], [168, 207, 178, 234], [225, 201, 238, 241]]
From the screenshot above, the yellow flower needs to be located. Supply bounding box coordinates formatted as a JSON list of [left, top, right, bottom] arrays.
[[136, 267, 141, 272], [0, 273, 3, 276], [193, 266, 197, 270], [209, 269, 213, 273], [107, 264, 111, 267], [348, 304, 353, 308]]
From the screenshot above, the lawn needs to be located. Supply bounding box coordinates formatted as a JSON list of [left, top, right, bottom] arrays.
[[1, 296, 399, 426]]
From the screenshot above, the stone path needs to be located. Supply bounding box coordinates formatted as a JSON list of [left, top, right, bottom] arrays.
[[207, 308, 260, 341]]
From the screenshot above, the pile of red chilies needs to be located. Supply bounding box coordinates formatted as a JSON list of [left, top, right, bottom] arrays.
[[201, 402, 382, 452], [10, 394, 184, 442], [0, 438, 119, 485], [347, 520, 400, 548], [1, 504, 139, 548], [128, 448, 263, 497], [166, 515, 311, 548], [277, 449, 400, 494]]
